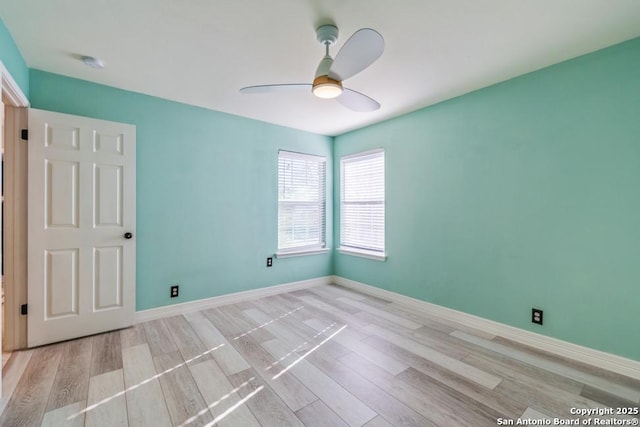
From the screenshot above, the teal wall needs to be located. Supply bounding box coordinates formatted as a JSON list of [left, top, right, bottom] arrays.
[[30, 69, 333, 310], [334, 37, 640, 361], [0, 17, 29, 98], [14, 29, 640, 361]]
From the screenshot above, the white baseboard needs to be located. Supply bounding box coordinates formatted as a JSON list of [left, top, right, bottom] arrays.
[[332, 275, 640, 380], [135, 276, 331, 323]]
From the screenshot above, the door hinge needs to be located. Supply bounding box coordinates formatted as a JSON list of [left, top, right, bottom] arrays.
[[21, 304, 28, 315], [21, 129, 28, 141]]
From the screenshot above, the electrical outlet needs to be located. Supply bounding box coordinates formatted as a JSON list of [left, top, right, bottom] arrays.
[[170, 285, 179, 298], [532, 308, 543, 325], [266, 257, 273, 267]]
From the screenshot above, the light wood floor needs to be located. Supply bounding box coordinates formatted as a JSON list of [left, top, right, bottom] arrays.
[[1, 284, 639, 426]]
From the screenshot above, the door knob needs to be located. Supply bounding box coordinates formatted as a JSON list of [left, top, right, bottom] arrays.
[[124, 232, 133, 239]]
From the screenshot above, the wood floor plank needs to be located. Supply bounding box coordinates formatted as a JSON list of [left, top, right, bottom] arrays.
[[305, 288, 365, 315], [187, 316, 250, 375], [495, 377, 605, 420], [324, 285, 378, 302], [142, 319, 179, 357], [303, 314, 370, 342], [267, 294, 316, 321], [244, 305, 351, 361], [120, 324, 147, 349], [85, 369, 128, 427], [41, 401, 85, 427], [362, 319, 471, 360], [218, 304, 278, 343], [0, 343, 64, 426], [182, 310, 206, 323], [305, 318, 409, 376], [202, 307, 246, 338], [345, 289, 497, 339], [262, 338, 377, 426], [520, 407, 553, 420], [300, 295, 369, 329], [91, 331, 123, 376], [121, 343, 172, 427], [47, 336, 93, 411], [338, 351, 481, 426], [434, 319, 497, 340], [244, 307, 312, 351], [462, 352, 585, 395], [250, 296, 317, 329], [338, 297, 423, 330], [451, 330, 640, 402], [189, 359, 261, 427], [295, 399, 349, 427], [396, 367, 506, 426], [229, 335, 317, 411], [580, 385, 640, 411], [356, 311, 476, 362], [340, 352, 527, 418], [356, 296, 457, 331], [281, 293, 372, 336], [384, 325, 469, 360], [303, 343, 436, 427], [365, 325, 502, 389], [394, 309, 460, 335], [227, 368, 306, 427], [363, 415, 395, 427], [297, 295, 372, 329], [163, 315, 213, 364], [0, 349, 34, 415], [153, 351, 213, 426], [493, 336, 640, 390]]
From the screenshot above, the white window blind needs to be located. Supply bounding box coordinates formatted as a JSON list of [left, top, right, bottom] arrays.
[[278, 150, 326, 253], [340, 149, 385, 254]]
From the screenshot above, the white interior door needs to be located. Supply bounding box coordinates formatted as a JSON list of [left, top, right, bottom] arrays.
[[28, 109, 136, 347]]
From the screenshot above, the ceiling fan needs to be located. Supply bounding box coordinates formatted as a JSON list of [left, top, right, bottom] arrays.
[[240, 25, 384, 112]]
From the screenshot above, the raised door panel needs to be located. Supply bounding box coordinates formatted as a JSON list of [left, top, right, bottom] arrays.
[[93, 131, 123, 155], [93, 164, 122, 227], [45, 249, 79, 318], [45, 124, 79, 151], [45, 160, 79, 228], [93, 246, 123, 311]]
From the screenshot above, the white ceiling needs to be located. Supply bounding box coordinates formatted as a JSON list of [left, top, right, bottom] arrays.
[[2, 0, 640, 136]]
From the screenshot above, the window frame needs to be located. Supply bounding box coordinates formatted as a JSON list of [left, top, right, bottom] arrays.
[[339, 148, 386, 261], [276, 150, 328, 258]]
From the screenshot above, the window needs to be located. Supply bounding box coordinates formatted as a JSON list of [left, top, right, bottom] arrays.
[[277, 150, 327, 256], [340, 149, 386, 260]]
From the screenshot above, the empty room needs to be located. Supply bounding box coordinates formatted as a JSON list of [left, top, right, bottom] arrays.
[[1, 1, 639, 426]]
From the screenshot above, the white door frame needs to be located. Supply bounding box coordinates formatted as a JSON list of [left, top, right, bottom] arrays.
[[2, 105, 28, 352], [0, 61, 29, 397]]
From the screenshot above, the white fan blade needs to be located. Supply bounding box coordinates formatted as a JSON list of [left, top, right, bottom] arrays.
[[240, 84, 311, 94], [329, 28, 384, 81], [336, 88, 380, 112]]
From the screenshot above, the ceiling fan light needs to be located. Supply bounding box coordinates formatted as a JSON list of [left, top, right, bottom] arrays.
[[312, 75, 343, 99]]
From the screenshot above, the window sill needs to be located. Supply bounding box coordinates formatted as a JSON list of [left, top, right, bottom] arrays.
[[275, 248, 330, 259], [337, 247, 387, 261]]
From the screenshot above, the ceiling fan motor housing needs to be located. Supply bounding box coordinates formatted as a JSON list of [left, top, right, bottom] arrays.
[[315, 55, 334, 78], [316, 25, 338, 46]]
